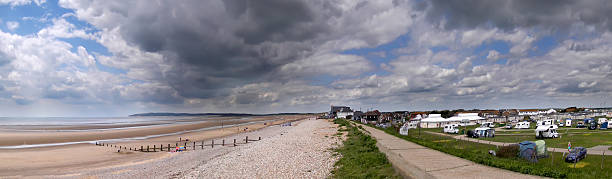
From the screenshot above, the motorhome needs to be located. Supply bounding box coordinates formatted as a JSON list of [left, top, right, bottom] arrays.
[[482, 122, 495, 128], [515, 121, 531, 129], [443, 124, 459, 134], [535, 125, 559, 138], [474, 127, 495, 138]]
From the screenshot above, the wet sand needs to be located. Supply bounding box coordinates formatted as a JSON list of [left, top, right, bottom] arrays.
[[0, 115, 309, 178], [0, 116, 275, 146]]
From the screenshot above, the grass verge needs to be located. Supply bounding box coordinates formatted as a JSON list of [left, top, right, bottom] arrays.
[[331, 118, 399, 179], [372, 124, 612, 178]]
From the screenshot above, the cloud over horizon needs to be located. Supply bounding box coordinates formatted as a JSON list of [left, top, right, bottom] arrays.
[[0, 0, 610, 116]]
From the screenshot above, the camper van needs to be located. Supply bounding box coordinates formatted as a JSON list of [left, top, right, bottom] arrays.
[[474, 127, 495, 138], [443, 124, 459, 134], [516, 121, 531, 129], [482, 122, 495, 128], [535, 125, 559, 138], [565, 119, 572, 127]]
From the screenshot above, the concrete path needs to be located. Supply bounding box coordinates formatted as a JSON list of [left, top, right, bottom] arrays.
[[426, 131, 612, 156], [358, 124, 543, 179]]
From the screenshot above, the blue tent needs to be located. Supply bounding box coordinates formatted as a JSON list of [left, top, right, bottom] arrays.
[[519, 141, 538, 162]]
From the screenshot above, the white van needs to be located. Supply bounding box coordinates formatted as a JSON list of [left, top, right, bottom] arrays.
[[535, 125, 559, 138], [443, 124, 459, 134], [516, 121, 531, 129]]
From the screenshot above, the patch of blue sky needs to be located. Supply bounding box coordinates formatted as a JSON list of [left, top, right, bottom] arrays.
[[0, 3, 49, 34], [59, 37, 125, 74], [95, 59, 127, 75], [472, 40, 510, 66], [340, 34, 410, 79], [430, 46, 449, 53], [528, 35, 557, 57], [341, 34, 410, 65]]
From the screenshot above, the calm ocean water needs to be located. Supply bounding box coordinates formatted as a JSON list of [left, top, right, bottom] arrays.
[[0, 116, 189, 126]]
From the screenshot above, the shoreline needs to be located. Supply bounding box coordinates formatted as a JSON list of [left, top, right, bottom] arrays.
[[0, 115, 311, 177], [0, 116, 280, 147]]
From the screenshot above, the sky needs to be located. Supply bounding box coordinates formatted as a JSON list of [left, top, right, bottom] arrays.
[[0, 0, 611, 117]]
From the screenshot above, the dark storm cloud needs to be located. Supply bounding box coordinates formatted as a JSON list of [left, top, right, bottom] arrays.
[[116, 0, 333, 99], [425, 0, 612, 31]]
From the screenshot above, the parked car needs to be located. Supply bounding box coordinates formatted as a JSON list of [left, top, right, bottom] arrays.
[[588, 121, 598, 130], [466, 130, 479, 138], [576, 121, 586, 128], [565, 147, 587, 163], [505, 124, 513, 129]]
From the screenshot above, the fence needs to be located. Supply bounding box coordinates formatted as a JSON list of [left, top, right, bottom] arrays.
[[95, 136, 262, 152]]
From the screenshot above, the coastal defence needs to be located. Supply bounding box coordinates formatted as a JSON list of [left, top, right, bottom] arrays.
[[95, 136, 262, 152]]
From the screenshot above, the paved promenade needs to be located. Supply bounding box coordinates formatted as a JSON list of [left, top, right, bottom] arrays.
[[358, 124, 543, 179]]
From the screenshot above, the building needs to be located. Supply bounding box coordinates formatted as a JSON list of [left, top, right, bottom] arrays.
[[330, 105, 351, 118], [352, 111, 364, 121], [335, 108, 354, 119], [518, 109, 539, 116], [364, 110, 381, 124]]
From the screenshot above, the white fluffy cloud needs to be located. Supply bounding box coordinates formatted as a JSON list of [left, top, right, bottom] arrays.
[[5, 21, 18, 31], [0, 0, 610, 115]]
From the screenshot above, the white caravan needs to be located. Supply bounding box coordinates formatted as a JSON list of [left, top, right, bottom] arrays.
[[565, 119, 572, 127], [474, 127, 495, 137], [536, 119, 553, 126], [535, 125, 559, 138], [399, 122, 418, 135], [482, 122, 495, 128], [598, 118, 608, 124], [515, 121, 531, 129], [443, 124, 459, 134]]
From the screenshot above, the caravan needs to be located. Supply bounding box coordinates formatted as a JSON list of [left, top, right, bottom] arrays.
[[536, 119, 553, 126], [515, 121, 531, 129], [474, 127, 495, 138], [482, 122, 495, 128], [399, 122, 418, 135], [443, 124, 459, 134], [565, 119, 572, 127], [535, 125, 559, 138]]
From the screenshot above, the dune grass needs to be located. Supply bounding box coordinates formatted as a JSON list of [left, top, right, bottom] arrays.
[[331, 119, 399, 179]]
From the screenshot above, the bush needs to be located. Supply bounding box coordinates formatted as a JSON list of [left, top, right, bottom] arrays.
[[497, 144, 519, 158]]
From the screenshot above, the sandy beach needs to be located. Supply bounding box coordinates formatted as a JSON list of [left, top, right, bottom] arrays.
[[0, 115, 310, 178]]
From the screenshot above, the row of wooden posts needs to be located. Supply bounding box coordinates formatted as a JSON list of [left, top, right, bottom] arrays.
[[95, 136, 261, 152]]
